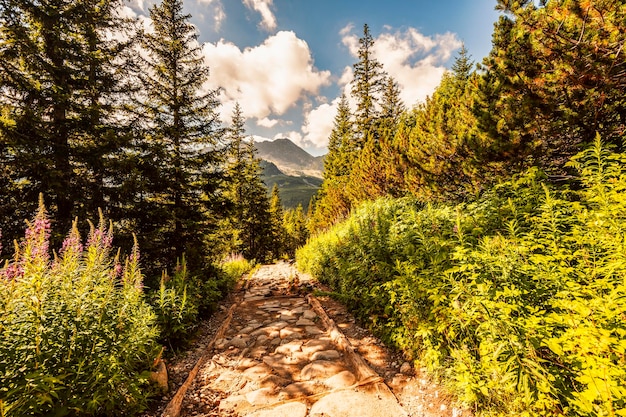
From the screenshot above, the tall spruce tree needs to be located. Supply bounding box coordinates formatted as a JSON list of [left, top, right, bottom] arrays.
[[221, 105, 273, 261], [351, 24, 386, 146], [239, 139, 272, 261], [268, 184, 284, 259], [135, 0, 222, 274], [0, 0, 135, 248]]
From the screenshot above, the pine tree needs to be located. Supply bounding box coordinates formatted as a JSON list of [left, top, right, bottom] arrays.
[[135, 0, 222, 273], [239, 139, 272, 261], [283, 204, 308, 257], [351, 24, 386, 146], [0, 0, 135, 247], [480, 0, 626, 173], [268, 184, 285, 259], [324, 93, 353, 179]]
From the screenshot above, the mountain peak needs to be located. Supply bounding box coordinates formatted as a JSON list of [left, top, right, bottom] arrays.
[[254, 138, 324, 178]]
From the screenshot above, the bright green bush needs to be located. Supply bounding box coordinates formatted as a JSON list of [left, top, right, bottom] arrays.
[[220, 253, 254, 284], [297, 137, 626, 416], [0, 203, 159, 416]]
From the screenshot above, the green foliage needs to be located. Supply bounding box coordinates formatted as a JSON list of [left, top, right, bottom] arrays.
[[219, 253, 254, 284], [151, 257, 199, 348], [297, 140, 626, 416], [0, 202, 159, 416]]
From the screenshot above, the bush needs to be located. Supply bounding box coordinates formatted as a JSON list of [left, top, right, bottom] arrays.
[[0, 202, 159, 416], [297, 138, 626, 416], [220, 253, 253, 285]]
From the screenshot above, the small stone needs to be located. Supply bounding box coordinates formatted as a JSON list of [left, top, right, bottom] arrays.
[[279, 327, 303, 340], [305, 326, 324, 336], [245, 387, 277, 406], [242, 363, 273, 381], [275, 340, 303, 355], [246, 402, 308, 417], [301, 339, 333, 354], [256, 335, 269, 345], [280, 381, 319, 399], [324, 370, 356, 389], [295, 318, 316, 326], [302, 310, 317, 320], [301, 360, 347, 380], [311, 350, 341, 361], [229, 335, 249, 349], [400, 361, 412, 375], [236, 358, 260, 370]]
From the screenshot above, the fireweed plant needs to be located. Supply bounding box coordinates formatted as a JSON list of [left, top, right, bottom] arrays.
[[0, 200, 159, 416]]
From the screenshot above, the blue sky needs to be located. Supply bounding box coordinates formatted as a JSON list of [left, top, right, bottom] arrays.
[[126, 0, 501, 155]]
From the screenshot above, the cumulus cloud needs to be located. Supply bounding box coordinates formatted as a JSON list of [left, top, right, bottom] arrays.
[[340, 24, 462, 106], [243, 0, 277, 32], [301, 97, 341, 149], [203, 31, 331, 123], [198, 0, 226, 30], [257, 117, 280, 128], [274, 131, 303, 145]]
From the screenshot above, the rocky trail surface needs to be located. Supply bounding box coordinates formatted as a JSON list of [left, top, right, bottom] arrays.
[[153, 263, 471, 417]]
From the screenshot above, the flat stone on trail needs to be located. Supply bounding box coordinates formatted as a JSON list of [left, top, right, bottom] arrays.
[[245, 387, 278, 406], [301, 338, 334, 355], [309, 390, 409, 417], [275, 340, 303, 355], [229, 335, 249, 349], [280, 381, 321, 399], [295, 318, 316, 326], [244, 401, 308, 417], [305, 326, 324, 336], [311, 349, 341, 361], [242, 363, 273, 381], [324, 370, 357, 389], [237, 358, 260, 370], [301, 360, 347, 380], [302, 309, 317, 320]]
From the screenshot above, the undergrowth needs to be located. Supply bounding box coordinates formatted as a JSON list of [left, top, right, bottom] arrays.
[[0, 202, 159, 416], [297, 136, 626, 416]]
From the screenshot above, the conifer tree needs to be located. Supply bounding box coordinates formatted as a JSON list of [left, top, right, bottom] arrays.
[[135, 0, 222, 273], [0, 0, 135, 247], [351, 24, 386, 146], [480, 0, 626, 172], [324, 93, 353, 179], [239, 139, 272, 261], [268, 184, 285, 259], [283, 204, 308, 257]]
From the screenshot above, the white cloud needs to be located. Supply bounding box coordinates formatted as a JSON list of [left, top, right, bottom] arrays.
[[257, 117, 280, 128], [274, 131, 303, 145], [341, 25, 462, 106], [301, 97, 341, 149], [203, 31, 331, 122], [243, 0, 277, 32], [198, 0, 226, 30]]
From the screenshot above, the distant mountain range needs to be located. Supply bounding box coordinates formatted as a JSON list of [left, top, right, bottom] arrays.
[[254, 138, 325, 210], [254, 138, 324, 179]]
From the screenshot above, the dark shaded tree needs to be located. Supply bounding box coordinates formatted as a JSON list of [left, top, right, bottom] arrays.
[[133, 0, 223, 275], [0, 0, 135, 248]]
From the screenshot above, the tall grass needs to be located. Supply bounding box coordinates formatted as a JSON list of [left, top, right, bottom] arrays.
[[0, 202, 159, 416], [297, 137, 626, 416]]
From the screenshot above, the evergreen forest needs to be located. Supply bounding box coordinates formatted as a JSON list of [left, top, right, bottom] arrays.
[[1, 0, 625, 416]]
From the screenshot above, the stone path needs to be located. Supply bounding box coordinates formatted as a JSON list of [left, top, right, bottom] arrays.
[[171, 263, 410, 417]]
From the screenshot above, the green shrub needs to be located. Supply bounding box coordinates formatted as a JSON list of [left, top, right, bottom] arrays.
[[0, 202, 159, 417], [220, 253, 253, 285], [151, 257, 199, 348], [297, 137, 626, 416]]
